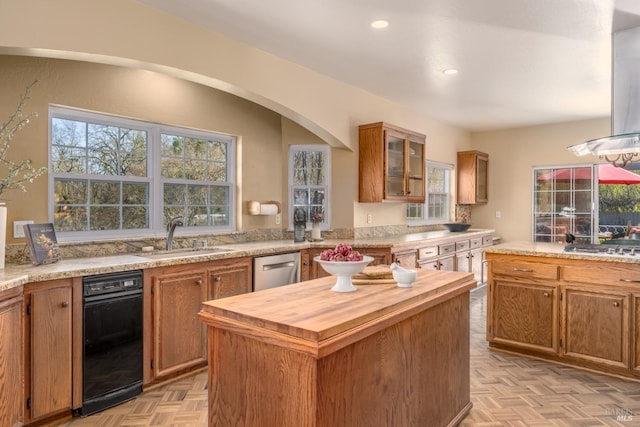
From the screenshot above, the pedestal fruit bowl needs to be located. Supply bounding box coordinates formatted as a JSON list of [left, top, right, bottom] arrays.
[[314, 244, 374, 292]]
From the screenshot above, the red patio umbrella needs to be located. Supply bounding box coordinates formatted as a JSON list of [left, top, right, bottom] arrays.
[[537, 164, 640, 185]]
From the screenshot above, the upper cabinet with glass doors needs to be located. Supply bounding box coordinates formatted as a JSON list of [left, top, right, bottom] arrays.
[[359, 122, 426, 203]]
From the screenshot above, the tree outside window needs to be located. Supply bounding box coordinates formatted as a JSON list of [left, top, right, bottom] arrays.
[[289, 145, 330, 228]]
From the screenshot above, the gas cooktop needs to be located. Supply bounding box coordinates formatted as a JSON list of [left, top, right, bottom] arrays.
[[564, 243, 640, 256]]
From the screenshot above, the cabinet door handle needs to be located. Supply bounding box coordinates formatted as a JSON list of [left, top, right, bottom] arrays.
[[543, 292, 549, 297], [613, 301, 620, 307], [61, 301, 69, 308], [214, 277, 221, 282], [196, 279, 203, 285], [513, 268, 533, 272], [619, 278, 640, 283]]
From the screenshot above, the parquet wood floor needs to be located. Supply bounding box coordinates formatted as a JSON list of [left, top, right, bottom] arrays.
[[57, 285, 639, 426]]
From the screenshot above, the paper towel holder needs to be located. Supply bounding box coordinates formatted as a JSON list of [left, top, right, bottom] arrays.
[[247, 200, 281, 215]]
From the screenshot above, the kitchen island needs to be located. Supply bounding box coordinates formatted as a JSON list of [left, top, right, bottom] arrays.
[[198, 269, 476, 427], [485, 241, 640, 381]]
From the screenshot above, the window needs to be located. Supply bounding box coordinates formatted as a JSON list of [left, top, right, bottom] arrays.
[[533, 164, 595, 244], [288, 145, 330, 228], [407, 161, 453, 224], [49, 106, 235, 239]]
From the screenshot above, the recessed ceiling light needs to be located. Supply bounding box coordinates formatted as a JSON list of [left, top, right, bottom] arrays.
[[371, 20, 390, 29], [443, 68, 459, 75]]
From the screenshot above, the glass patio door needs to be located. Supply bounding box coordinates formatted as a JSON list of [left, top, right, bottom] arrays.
[[533, 165, 595, 244]]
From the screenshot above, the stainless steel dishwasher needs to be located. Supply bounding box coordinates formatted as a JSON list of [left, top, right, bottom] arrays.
[[253, 252, 301, 291]]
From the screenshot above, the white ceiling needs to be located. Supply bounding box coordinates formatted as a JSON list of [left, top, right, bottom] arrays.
[[136, 0, 640, 132]]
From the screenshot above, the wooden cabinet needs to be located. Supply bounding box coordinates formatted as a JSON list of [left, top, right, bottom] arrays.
[[489, 280, 558, 354], [208, 257, 252, 300], [562, 286, 629, 369], [455, 238, 486, 283], [308, 247, 392, 280], [148, 257, 252, 382], [418, 242, 455, 271], [634, 293, 640, 374], [300, 250, 311, 281], [0, 286, 23, 427], [487, 253, 640, 380], [359, 122, 426, 203], [25, 279, 73, 422], [152, 266, 208, 379], [392, 249, 417, 268], [457, 150, 488, 204]]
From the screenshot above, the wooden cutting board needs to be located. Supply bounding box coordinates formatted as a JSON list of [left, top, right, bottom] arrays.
[[351, 278, 396, 285]]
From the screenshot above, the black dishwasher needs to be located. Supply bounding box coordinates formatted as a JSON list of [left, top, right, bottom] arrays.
[[81, 270, 143, 416]]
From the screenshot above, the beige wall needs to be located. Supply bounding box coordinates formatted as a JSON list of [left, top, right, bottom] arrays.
[[0, 55, 289, 242], [0, 0, 613, 245], [0, 0, 467, 154], [470, 118, 611, 242]]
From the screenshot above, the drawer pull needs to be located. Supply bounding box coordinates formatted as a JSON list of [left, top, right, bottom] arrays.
[[196, 279, 203, 285], [214, 277, 221, 282], [513, 268, 533, 272], [613, 301, 620, 307], [543, 292, 549, 297], [619, 278, 640, 283], [61, 301, 69, 308]]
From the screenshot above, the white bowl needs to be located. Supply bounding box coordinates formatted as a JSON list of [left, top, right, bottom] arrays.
[[314, 256, 374, 292], [392, 269, 417, 288]]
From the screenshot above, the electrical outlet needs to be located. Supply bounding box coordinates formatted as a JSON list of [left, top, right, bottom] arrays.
[[495, 211, 501, 218], [275, 213, 281, 225], [367, 213, 373, 224], [14, 220, 34, 238]]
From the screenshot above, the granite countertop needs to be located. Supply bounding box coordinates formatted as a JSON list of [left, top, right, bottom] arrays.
[[486, 241, 640, 264], [0, 229, 495, 292]]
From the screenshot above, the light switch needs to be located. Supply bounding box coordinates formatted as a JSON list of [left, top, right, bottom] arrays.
[[14, 220, 34, 238]]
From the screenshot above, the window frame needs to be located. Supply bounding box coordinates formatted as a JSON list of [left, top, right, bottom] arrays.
[[407, 160, 453, 225], [48, 106, 236, 241], [288, 144, 330, 230], [531, 163, 596, 244]]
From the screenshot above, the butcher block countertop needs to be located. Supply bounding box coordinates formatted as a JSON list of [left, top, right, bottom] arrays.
[[198, 268, 476, 427], [199, 268, 475, 355]]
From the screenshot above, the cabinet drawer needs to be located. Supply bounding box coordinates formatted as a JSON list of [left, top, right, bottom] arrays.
[[482, 235, 493, 246], [563, 264, 640, 287], [418, 246, 438, 259], [455, 240, 470, 252], [470, 238, 483, 249], [439, 243, 455, 256], [492, 260, 559, 281]]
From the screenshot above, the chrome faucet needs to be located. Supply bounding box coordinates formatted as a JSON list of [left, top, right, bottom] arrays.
[[166, 216, 184, 251]]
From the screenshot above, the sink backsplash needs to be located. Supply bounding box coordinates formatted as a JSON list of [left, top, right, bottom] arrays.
[[6, 221, 466, 265]]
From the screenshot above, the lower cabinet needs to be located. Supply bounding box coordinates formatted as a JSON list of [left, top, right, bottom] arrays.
[[148, 257, 252, 382], [635, 293, 640, 374], [563, 286, 629, 369], [0, 286, 23, 427], [418, 243, 455, 272], [208, 258, 253, 300], [24, 279, 74, 423], [488, 280, 558, 354], [152, 266, 208, 379], [487, 253, 640, 380], [392, 249, 416, 268], [308, 247, 391, 280]]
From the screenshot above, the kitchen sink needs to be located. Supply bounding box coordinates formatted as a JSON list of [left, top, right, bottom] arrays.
[[135, 247, 233, 259]]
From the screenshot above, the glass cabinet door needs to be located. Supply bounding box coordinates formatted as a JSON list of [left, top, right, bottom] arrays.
[[407, 137, 424, 199], [476, 156, 488, 202], [385, 131, 407, 197]]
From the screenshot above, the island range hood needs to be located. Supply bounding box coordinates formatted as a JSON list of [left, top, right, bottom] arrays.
[[568, 26, 640, 168]]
